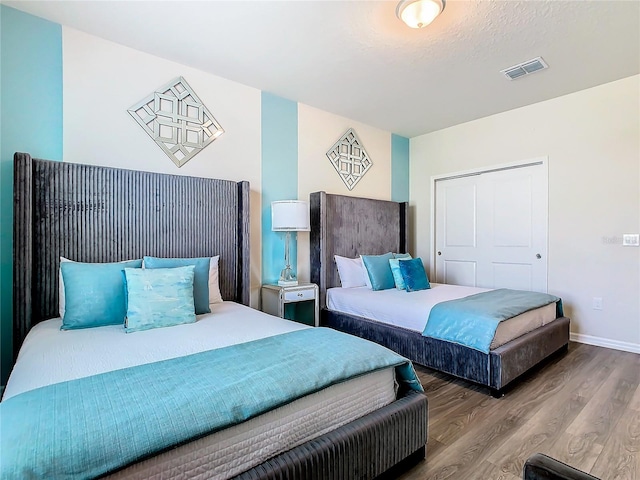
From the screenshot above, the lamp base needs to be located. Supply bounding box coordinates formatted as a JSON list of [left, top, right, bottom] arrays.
[[278, 265, 298, 286]]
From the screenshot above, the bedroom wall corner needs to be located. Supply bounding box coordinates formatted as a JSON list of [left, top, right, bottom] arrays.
[[261, 92, 299, 287], [0, 5, 63, 384], [409, 75, 640, 352]]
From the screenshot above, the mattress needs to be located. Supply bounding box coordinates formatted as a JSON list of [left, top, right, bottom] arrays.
[[327, 283, 557, 350], [3, 302, 397, 479]]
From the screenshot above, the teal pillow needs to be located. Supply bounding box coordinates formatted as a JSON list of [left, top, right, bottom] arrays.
[[143, 256, 211, 314], [389, 256, 412, 290], [124, 266, 196, 333], [61, 259, 143, 330], [398, 258, 431, 292], [394, 253, 412, 260], [361, 252, 395, 291]]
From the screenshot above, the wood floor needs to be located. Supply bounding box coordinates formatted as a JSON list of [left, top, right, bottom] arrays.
[[397, 342, 640, 480]]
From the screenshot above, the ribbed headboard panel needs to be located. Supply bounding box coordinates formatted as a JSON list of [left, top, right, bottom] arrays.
[[13, 152, 250, 354]]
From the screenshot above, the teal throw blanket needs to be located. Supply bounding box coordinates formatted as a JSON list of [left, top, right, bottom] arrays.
[[0, 327, 422, 479], [423, 288, 562, 353]]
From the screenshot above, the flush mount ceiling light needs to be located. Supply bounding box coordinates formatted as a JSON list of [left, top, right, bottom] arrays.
[[396, 0, 445, 28]]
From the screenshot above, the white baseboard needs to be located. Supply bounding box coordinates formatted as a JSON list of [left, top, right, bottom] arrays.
[[570, 333, 640, 354]]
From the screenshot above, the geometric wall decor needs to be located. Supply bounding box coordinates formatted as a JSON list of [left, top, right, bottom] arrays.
[[128, 77, 224, 167], [326, 128, 373, 190]]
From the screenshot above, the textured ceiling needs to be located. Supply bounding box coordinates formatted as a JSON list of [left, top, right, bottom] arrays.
[[4, 0, 639, 137]]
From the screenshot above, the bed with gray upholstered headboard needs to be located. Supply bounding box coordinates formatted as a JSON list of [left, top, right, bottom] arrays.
[[310, 190, 570, 396], [12, 152, 251, 351], [6, 153, 428, 480]]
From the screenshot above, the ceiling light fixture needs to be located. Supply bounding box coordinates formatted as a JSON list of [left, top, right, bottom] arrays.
[[396, 0, 445, 28]]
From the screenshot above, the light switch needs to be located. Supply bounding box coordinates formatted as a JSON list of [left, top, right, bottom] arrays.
[[592, 297, 603, 310], [622, 234, 639, 246]]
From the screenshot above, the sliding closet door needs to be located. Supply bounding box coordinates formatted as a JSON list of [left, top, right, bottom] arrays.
[[434, 162, 548, 293]]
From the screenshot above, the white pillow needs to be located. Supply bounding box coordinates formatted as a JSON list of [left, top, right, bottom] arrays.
[[59, 256, 72, 318], [208, 255, 223, 304], [334, 255, 367, 288]]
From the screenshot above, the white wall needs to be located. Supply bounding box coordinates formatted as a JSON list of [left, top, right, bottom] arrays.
[[62, 27, 399, 305], [410, 75, 640, 352], [63, 27, 263, 306], [297, 104, 393, 283]]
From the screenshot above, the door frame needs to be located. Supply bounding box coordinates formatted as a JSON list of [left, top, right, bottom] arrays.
[[429, 156, 549, 283]]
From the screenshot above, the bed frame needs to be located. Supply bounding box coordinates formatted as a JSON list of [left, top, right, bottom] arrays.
[[12, 153, 427, 479], [310, 190, 570, 395]]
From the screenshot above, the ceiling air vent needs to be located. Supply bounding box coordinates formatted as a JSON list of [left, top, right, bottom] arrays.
[[501, 57, 548, 80]]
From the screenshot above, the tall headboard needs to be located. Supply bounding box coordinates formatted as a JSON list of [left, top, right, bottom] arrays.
[[13, 152, 250, 354], [310, 191, 408, 309]]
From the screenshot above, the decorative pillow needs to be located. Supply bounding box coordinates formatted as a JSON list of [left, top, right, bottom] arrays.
[[389, 256, 413, 290], [398, 258, 431, 292], [59, 257, 143, 318], [334, 255, 367, 288], [123, 266, 196, 333], [60, 259, 143, 330], [394, 253, 412, 260], [361, 252, 395, 291], [143, 256, 219, 314]]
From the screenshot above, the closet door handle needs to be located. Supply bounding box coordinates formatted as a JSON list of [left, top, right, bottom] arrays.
[[536, 253, 541, 259], [437, 251, 442, 256]]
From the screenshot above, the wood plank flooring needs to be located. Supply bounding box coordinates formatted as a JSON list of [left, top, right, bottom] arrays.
[[397, 342, 640, 480]]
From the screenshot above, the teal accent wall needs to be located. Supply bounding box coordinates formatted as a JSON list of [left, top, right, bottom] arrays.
[[261, 93, 299, 285], [0, 6, 63, 384], [391, 134, 410, 202]]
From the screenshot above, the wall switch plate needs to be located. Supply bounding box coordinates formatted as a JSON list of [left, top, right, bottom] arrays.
[[592, 297, 603, 310], [623, 234, 639, 246]]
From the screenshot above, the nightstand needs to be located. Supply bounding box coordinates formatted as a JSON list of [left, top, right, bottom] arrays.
[[261, 283, 319, 327]]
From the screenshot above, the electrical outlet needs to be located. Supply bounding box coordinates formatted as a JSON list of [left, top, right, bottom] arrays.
[[592, 297, 603, 310], [623, 234, 639, 246]]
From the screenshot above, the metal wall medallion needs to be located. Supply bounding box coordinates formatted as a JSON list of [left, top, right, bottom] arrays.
[[326, 128, 373, 190], [128, 76, 224, 167]]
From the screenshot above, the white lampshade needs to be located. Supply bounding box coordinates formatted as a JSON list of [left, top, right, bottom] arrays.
[[396, 0, 445, 29], [271, 200, 310, 232]]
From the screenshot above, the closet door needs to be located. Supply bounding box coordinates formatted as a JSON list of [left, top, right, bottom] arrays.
[[434, 162, 548, 292]]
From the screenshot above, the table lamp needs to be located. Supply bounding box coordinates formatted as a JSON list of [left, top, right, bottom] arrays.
[[271, 200, 310, 286]]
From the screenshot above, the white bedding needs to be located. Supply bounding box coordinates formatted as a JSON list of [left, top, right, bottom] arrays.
[[3, 302, 397, 479], [4, 301, 310, 399], [327, 283, 557, 350]]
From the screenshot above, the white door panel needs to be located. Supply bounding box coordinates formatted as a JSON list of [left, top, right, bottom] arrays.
[[443, 183, 476, 247], [492, 176, 532, 247], [491, 262, 533, 291], [443, 260, 477, 287], [435, 162, 547, 292], [436, 176, 478, 285]]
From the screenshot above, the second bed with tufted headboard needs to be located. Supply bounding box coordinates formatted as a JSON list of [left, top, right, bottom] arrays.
[[310, 190, 570, 396]]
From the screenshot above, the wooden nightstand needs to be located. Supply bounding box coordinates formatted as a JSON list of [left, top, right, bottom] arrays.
[[261, 283, 319, 327]]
